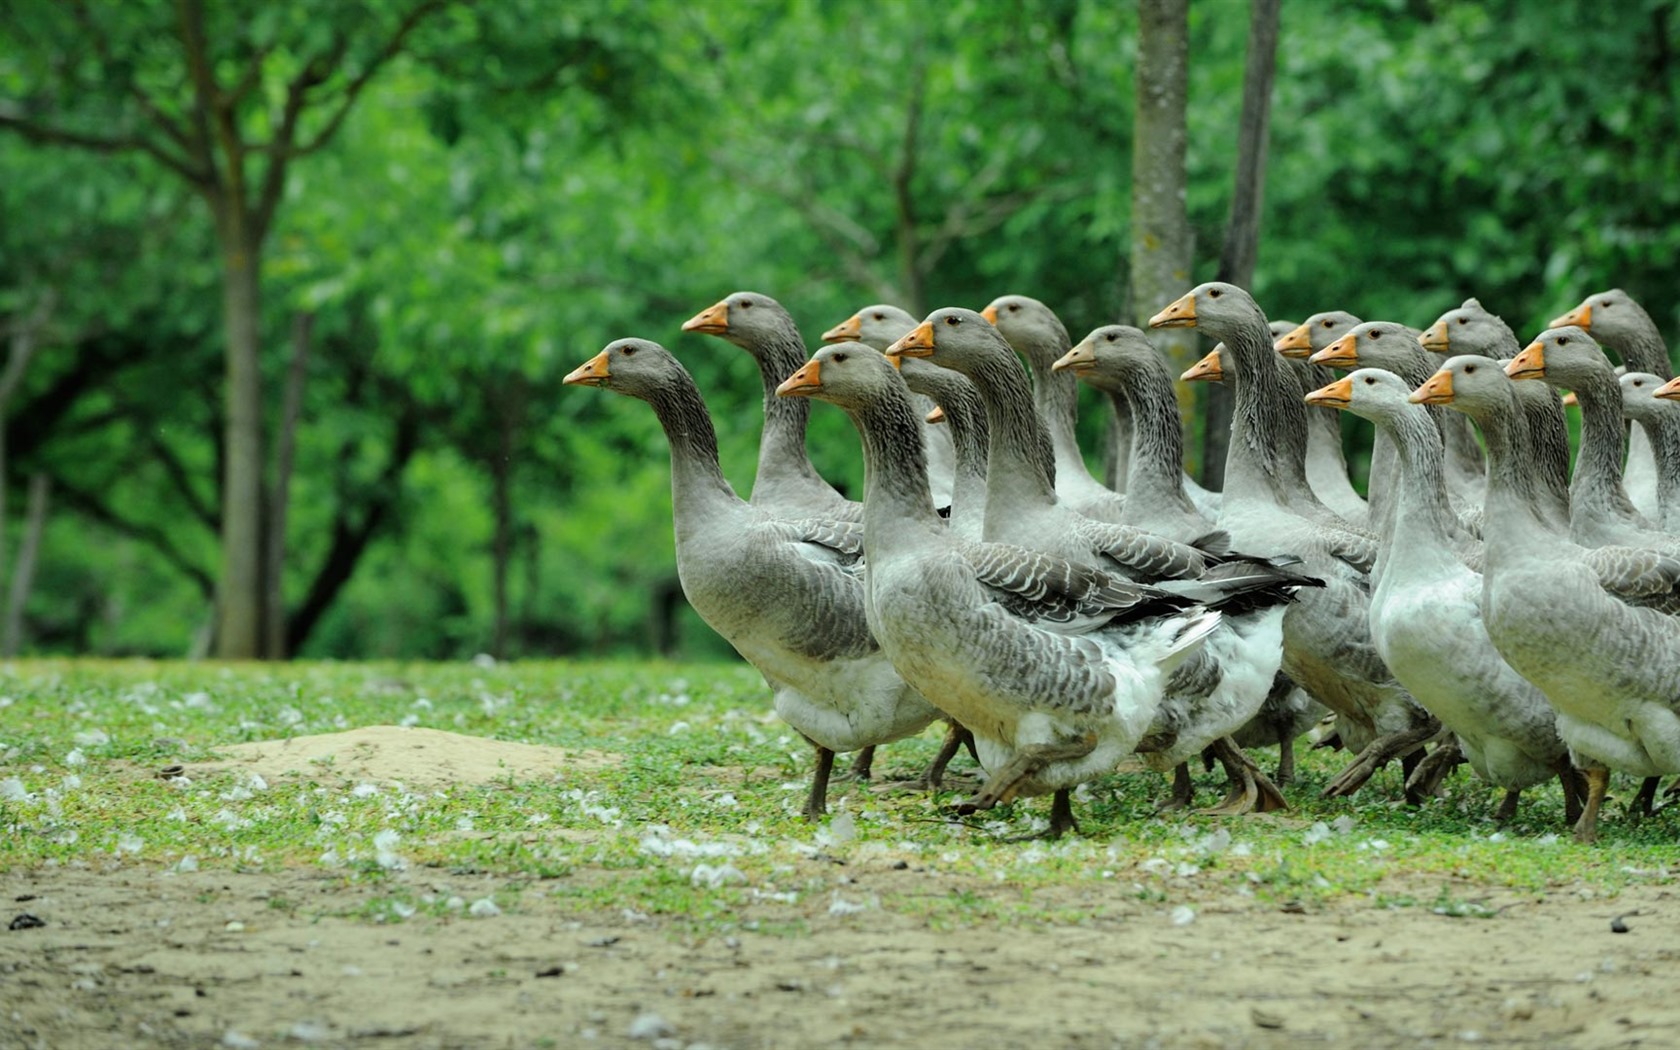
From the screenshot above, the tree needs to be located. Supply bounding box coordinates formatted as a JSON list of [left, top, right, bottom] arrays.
[[0, 0, 450, 657], [1129, 0, 1199, 476]]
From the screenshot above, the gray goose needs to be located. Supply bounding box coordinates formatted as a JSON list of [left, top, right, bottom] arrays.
[[777, 344, 1310, 834], [1506, 328, 1680, 556], [1055, 325, 1322, 806], [1274, 312, 1376, 527], [1618, 372, 1680, 534], [1306, 369, 1576, 822], [1310, 321, 1484, 557], [1415, 355, 1680, 843], [564, 340, 938, 819], [983, 294, 1220, 520], [822, 304, 958, 509], [886, 309, 1221, 582], [1421, 298, 1572, 527], [683, 292, 861, 523], [1550, 290, 1674, 521], [1150, 283, 1440, 800]]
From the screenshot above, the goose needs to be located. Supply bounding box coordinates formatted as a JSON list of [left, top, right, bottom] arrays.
[[1619, 372, 1680, 534], [886, 309, 1220, 583], [894, 357, 989, 542], [683, 292, 861, 522], [1506, 328, 1680, 556], [1150, 283, 1439, 800], [1309, 321, 1484, 556], [1054, 325, 1324, 806], [823, 304, 958, 509], [776, 343, 1310, 834], [1550, 289, 1674, 521], [1305, 368, 1575, 822], [983, 294, 1220, 520], [1421, 297, 1572, 526], [1414, 355, 1680, 842], [564, 340, 939, 819]]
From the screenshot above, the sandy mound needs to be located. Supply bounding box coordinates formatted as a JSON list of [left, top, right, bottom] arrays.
[[193, 725, 618, 790]]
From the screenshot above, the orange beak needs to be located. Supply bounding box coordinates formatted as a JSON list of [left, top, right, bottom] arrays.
[[1310, 332, 1359, 369], [682, 300, 729, 335], [1549, 302, 1591, 330], [1506, 342, 1546, 381], [563, 351, 611, 387], [1273, 323, 1314, 358], [1419, 320, 1450, 352], [886, 321, 936, 359], [1150, 292, 1197, 329], [1656, 376, 1680, 402], [925, 405, 947, 424], [1052, 341, 1097, 373], [1181, 347, 1224, 383], [775, 359, 822, 398], [1410, 370, 1455, 405], [1305, 375, 1355, 410], [980, 304, 1000, 325], [822, 314, 862, 344]]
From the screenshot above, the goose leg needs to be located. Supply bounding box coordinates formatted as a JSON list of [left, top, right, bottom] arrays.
[[1046, 789, 1081, 839], [1323, 720, 1441, 800], [1200, 737, 1289, 816], [1493, 788, 1522, 823], [1574, 767, 1611, 845], [1553, 759, 1585, 826], [1629, 776, 1661, 821], [1158, 763, 1195, 811], [1404, 739, 1465, 800], [954, 736, 1098, 816], [847, 746, 876, 782], [919, 722, 968, 791], [803, 746, 836, 822], [1275, 732, 1296, 786]]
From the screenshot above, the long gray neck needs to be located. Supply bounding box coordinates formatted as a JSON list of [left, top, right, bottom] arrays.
[[1570, 370, 1644, 520], [958, 351, 1059, 513], [903, 369, 990, 537], [1635, 407, 1680, 517], [642, 373, 745, 527], [1017, 332, 1092, 491], [849, 388, 943, 541], [1220, 316, 1318, 509], [750, 328, 831, 497], [1513, 383, 1573, 524], [1102, 362, 1197, 518], [1605, 317, 1674, 380], [1462, 392, 1556, 561], [1373, 406, 1461, 550]]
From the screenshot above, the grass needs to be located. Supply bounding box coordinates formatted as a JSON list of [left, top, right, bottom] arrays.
[[2, 657, 1676, 933]]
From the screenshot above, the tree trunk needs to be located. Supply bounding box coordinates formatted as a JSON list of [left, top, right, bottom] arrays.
[[1129, 0, 1200, 475], [264, 311, 313, 659], [1202, 0, 1282, 490], [214, 218, 267, 659], [2, 473, 49, 656], [490, 447, 512, 661]]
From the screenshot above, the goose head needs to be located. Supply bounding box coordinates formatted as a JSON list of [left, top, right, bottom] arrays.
[[1506, 326, 1612, 391], [1549, 288, 1652, 351], [823, 304, 917, 352], [1275, 310, 1361, 360], [1181, 346, 1225, 383], [1149, 281, 1266, 343], [1411, 355, 1513, 420], [1307, 367, 1417, 426], [1311, 320, 1424, 373], [885, 307, 1018, 378], [1054, 324, 1160, 392], [682, 290, 799, 353], [564, 338, 679, 398], [1616, 371, 1671, 424], [981, 294, 1072, 367], [1420, 297, 1519, 359], [776, 343, 904, 412]]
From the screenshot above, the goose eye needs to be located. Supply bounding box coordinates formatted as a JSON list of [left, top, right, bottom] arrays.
[[622, 346, 636, 356], [1558, 337, 1570, 345], [739, 300, 753, 310], [1370, 330, 1382, 340], [945, 316, 960, 326], [1363, 376, 1375, 384], [1322, 319, 1332, 327], [1600, 300, 1612, 308], [1008, 303, 1020, 312], [1457, 317, 1467, 325], [832, 352, 848, 364], [872, 312, 883, 320], [1209, 289, 1222, 298], [1465, 364, 1477, 374], [1106, 333, 1117, 342]]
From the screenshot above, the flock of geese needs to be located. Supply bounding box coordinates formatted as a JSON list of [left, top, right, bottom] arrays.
[[564, 282, 1680, 844]]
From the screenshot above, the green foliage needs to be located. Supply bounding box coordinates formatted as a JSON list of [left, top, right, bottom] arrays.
[[3, 0, 1678, 657]]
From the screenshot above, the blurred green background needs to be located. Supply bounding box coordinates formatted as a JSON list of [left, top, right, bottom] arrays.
[[2, 0, 1676, 660]]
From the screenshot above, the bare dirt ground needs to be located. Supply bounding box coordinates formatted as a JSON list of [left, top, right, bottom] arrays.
[[7, 729, 1679, 1049], [7, 865, 1679, 1049]]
